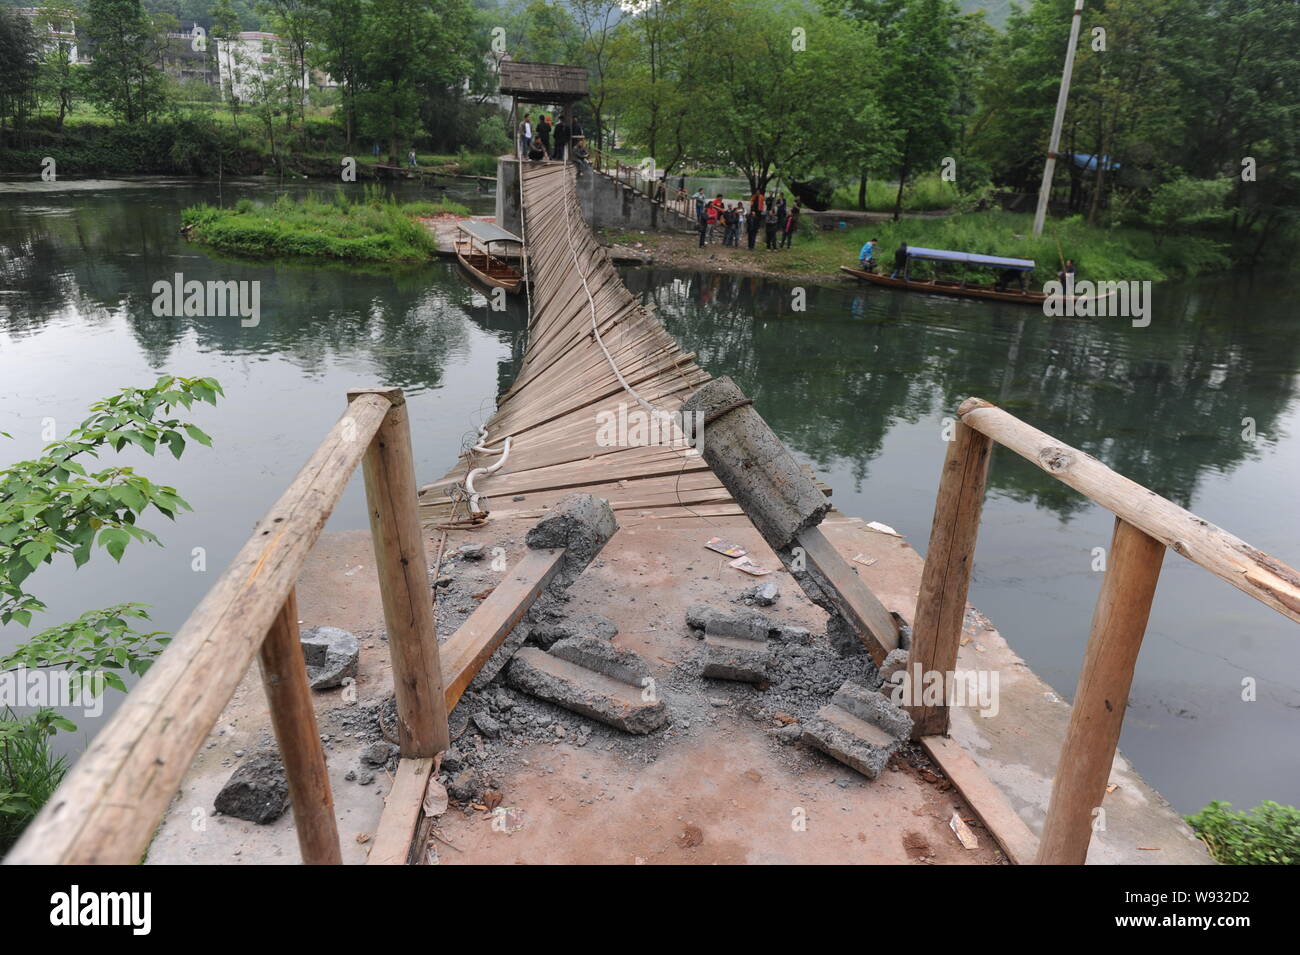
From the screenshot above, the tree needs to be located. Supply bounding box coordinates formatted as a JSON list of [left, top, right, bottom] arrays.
[[84, 0, 169, 123], [873, 0, 962, 220], [353, 0, 476, 164], [0, 8, 39, 140], [210, 0, 243, 132], [310, 0, 363, 145], [34, 1, 81, 130]]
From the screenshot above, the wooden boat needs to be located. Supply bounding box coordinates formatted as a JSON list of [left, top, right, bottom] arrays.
[[454, 220, 525, 294], [840, 245, 1113, 308]]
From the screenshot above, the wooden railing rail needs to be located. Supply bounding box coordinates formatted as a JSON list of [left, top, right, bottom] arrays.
[[5, 387, 448, 866], [909, 396, 1300, 865]]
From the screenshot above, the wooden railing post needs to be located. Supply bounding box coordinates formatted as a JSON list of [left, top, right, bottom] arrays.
[[258, 587, 342, 864], [349, 388, 450, 757], [1036, 517, 1164, 864], [907, 414, 992, 737]]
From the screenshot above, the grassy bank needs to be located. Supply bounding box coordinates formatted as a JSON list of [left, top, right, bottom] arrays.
[[182, 190, 468, 263], [611, 210, 1234, 286]]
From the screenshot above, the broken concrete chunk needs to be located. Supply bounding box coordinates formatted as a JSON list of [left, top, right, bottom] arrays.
[[801, 708, 899, 780], [525, 493, 618, 589], [738, 582, 780, 606], [507, 641, 666, 734], [800, 682, 912, 780], [773, 624, 812, 645], [299, 626, 360, 689], [875, 648, 910, 692], [472, 712, 503, 739], [447, 768, 483, 803], [530, 613, 619, 649], [361, 741, 398, 767], [548, 636, 647, 686], [702, 632, 770, 683], [685, 603, 767, 642], [214, 751, 289, 824], [831, 681, 913, 741], [457, 543, 486, 561]]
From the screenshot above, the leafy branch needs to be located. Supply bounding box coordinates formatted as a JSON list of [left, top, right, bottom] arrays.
[[0, 375, 223, 626]]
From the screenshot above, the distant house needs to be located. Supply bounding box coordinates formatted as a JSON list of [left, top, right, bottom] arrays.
[[14, 6, 83, 63], [161, 29, 218, 88], [216, 32, 325, 103]]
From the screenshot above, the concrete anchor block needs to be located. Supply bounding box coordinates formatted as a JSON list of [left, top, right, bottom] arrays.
[[801, 707, 898, 780], [702, 633, 771, 683], [506, 637, 666, 734], [525, 492, 618, 590], [800, 682, 913, 780]]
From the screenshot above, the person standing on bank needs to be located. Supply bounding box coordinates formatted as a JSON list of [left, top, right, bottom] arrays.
[[746, 196, 761, 249], [538, 115, 552, 157], [554, 117, 570, 161], [764, 203, 779, 250], [518, 114, 532, 157], [781, 204, 800, 248]]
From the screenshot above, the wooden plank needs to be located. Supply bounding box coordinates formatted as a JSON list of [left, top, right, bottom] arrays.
[[960, 397, 1300, 624], [795, 526, 899, 665], [908, 419, 992, 736], [921, 735, 1038, 865], [1036, 518, 1165, 865], [366, 757, 435, 865], [258, 588, 342, 864], [352, 388, 450, 758], [440, 548, 567, 710], [5, 393, 391, 866]]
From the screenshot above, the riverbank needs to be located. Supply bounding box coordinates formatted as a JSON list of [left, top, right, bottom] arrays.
[[0, 117, 498, 182], [602, 210, 1236, 287], [181, 192, 469, 264]]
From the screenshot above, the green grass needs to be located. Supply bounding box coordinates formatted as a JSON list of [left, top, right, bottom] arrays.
[[1187, 800, 1300, 865], [1, 709, 69, 856], [182, 190, 469, 264], [771, 210, 1230, 285], [829, 175, 961, 213]]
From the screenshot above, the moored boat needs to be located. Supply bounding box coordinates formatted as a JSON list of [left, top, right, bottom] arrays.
[[841, 245, 1111, 307], [454, 220, 525, 294]]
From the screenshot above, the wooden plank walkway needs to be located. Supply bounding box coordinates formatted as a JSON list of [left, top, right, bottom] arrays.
[[420, 160, 743, 526]]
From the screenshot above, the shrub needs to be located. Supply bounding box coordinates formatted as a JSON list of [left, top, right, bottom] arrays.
[[1186, 800, 1300, 865]]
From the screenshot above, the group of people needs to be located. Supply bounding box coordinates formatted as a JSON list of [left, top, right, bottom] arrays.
[[518, 113, 587, 167], [690, 188, 802, 251]]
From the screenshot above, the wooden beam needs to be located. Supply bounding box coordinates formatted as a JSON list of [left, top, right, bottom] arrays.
[[908, 419, 992, 736], [795, 526, 898, 665], [5, 394, 391, 866], [921, 735, 1038, 865], [959, 397, 1300, 624], [366, 757, 436, 865], [440, 547, 566, 711], [258, 588, 341, 865], [351, 388, 451, 758], [1036, 518, 1165, 864]]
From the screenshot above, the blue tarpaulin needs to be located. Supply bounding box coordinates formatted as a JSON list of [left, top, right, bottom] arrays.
[[906, 246, 1036, 271], [1071, 153, 1121, 172]]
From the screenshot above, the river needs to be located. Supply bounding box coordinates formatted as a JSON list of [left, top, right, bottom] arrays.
[[1, 178, 1296, 816]]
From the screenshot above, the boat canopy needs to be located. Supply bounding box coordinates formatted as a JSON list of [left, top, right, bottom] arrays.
[[457, 220, 522, 246], [906, 246, 1035, 271]]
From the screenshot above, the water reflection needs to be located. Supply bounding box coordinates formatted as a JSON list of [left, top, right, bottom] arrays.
[[627, 268, 1298, 519]]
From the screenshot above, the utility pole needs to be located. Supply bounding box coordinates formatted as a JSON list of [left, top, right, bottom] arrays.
[[1032, 0, 1086, 237]]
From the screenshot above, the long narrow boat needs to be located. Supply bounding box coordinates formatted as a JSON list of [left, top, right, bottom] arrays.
[[454, 220, 525, 294], [841, 245, 1110, 308]]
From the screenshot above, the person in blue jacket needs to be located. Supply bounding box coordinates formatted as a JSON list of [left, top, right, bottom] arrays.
[[858, 237, 879, 270]]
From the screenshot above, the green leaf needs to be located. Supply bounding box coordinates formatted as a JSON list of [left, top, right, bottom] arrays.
[[183, 425, 212, 448], [98, 527, 129, 562]]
